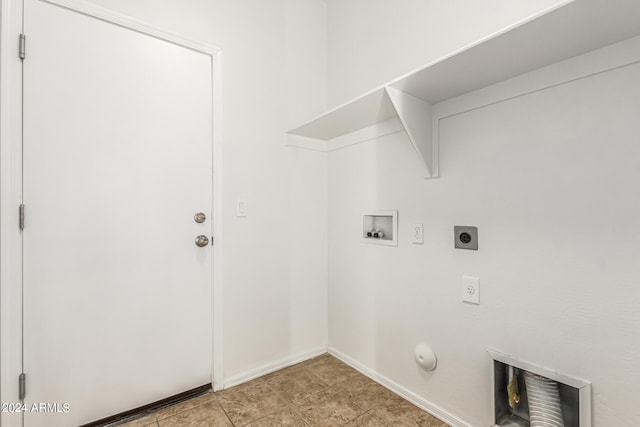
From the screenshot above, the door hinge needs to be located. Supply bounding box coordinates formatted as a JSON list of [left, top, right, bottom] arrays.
[[19, 204, 25, 230], [18, 373, 26, 400], [19, 34, 26, 60]]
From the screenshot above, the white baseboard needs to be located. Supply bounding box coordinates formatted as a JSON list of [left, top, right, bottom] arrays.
[[328, 347, 471, 427], [222, 346, 327, 389]]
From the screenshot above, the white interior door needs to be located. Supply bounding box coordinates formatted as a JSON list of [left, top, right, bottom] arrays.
[[23, 1, 214, 425]]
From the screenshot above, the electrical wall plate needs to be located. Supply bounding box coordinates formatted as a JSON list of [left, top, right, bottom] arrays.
[[462, 276, 480, 304], [454, 226, 478, 250], [411, 223, 424, 244], [236, 200, 247, 217]]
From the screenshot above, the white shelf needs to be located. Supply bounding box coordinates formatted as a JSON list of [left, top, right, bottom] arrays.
[[285, 0, 640, 178]]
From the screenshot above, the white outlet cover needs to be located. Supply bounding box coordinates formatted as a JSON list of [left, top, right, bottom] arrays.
[[236, 200, 247, 217], [411, 223, 424, 244], [462, 276, 480, 305]]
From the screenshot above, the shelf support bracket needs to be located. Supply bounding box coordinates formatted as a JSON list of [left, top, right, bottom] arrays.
[[385, 86, 437, 178]]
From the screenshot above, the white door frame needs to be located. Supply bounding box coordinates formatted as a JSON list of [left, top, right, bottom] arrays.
[[0, 1, 224, 425]]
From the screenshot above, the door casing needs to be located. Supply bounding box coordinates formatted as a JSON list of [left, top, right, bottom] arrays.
[[0, 2, 225, 426]]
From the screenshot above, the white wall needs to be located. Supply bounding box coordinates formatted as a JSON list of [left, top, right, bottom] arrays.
[[81, 0, 329, 384], [327, 0, 566, 107], [31, 2, 640, 425], [326, 1, 640, 426]]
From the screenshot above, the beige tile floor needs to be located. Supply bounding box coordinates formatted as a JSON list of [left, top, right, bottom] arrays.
[[118, 354, 450, 427]]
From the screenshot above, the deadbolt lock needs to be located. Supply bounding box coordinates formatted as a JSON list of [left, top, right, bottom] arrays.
[[194, 212, 206, 223]]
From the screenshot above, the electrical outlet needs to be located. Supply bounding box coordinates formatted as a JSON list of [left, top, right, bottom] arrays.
[[454, 226, 478, 250], [411, 223, 424, 244], [462, 276, 480, 304]]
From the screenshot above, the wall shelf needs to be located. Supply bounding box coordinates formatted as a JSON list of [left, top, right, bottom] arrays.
[[285, 0, 640, 178]]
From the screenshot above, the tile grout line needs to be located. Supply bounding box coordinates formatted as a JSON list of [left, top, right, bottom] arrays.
[[303, 359, 371, 426], [362, 407, 388, 427], [294, 361, 369, 427], [222, 376, 286, 426], [220, 405, 236, 426], [332, 387, 368, 427], [260, 368, 319, 427]]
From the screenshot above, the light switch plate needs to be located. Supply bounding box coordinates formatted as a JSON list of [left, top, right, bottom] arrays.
[[236, 200, 247, 217], [462, 276, 480, 304]]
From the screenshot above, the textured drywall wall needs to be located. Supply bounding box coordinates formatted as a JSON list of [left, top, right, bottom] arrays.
[[82, 0, 329, 383], [327, 36, 640, 426]]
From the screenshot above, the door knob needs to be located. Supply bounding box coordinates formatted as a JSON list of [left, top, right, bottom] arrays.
[[195, 235, 209, 247]]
